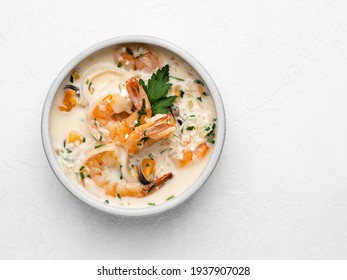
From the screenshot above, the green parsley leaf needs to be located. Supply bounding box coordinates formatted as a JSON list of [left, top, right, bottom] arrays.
[[148, 202, 156, 206], [140, 65, 176, 115], [117, 193, 122, 199], [151, 96, 177, 115], [166, 195, 174, 201], [85, 79, 89, 85], [197, 97, 202, 102], [79, 166, 85, 171], [70, 75, 74, 83], [82, 137, 86, 143], [186, 126, 195, 131], [104, 200, 109, 204], [179, 90, 185, 98], [117, 62, 122, 68], [80, 171, 85, 180]]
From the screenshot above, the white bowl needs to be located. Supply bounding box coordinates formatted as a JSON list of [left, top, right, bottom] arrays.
[[41, 36, 226, 217]]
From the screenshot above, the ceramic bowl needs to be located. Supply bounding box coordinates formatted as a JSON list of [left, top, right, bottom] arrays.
[[41, 36, 225, 217]]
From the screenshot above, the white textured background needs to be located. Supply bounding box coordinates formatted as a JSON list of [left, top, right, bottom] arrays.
[[1, 0, 347, 259]]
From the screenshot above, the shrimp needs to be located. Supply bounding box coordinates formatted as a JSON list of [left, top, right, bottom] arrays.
[[179, 142, 209, 168], [88, 77, 151, 145], [59, 87, 77, 112], [114, 45, 160, 73], [124, 114, 176, 154], [81, 145, 173, 198]]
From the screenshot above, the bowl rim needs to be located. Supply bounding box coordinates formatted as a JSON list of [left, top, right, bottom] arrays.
[[41, 35, 226, 217]]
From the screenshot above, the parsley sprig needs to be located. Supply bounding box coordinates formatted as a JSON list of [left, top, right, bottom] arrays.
[[139, 65, 177, 115]]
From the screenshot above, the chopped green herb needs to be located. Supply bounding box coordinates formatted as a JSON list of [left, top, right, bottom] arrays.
[[160, 148, 173, 154], [145, 163, 150, 168], [85, 79, 89, 85], [82, 137, 86, 143], [185, 114, 196, 120], [205, 122, 216, 136], [80, 171, 85, 180], [148, 153, 154, 160], [147, 185, 155, 193], [148, 202, 156, 206], [125, 47, 133, 55], [70, 75, 74, 83], [104, 200, 109, 204], [179, 90, 185, 98], [94, 144, 105, 149], [117, 193, 122, 199], [117, 62, 122, 68], [119, 165, 123, 180], [186, 126, 195, 131], [66, 149, 72, 153], [94, 118, 102, 128], [144, 129, 148, 136], [202, 91, 209, 96], [205, 120, 217, 144], [139, 65, 176, 115], [197, 97, 202, 102], [63, 140, 66, 148], [79, 166, 85, 171], [194, 79, 204, 86], [99, 135, 103, 142], [118, 83, 122, 92], [135, 98, 147, 127], [170, 76, 185, 81], [166, 195, 174, 201], [86, 174, 91, 178], [141, 137, 149, 143]]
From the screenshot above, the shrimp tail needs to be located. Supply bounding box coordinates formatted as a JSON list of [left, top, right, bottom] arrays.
[[143, 172, 173, 195]]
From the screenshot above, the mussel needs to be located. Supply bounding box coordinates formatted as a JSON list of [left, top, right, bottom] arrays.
[[136, 158, 156, 185], [170, 106, 182, 126], [64, 85, 80, 98]]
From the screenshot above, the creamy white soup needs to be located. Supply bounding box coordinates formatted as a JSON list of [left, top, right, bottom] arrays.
[[50, 44, 217, 208]]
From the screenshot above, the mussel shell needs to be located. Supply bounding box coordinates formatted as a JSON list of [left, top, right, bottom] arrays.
[[64, 85, 80, 97], [170, 106, 180, 117], [136, 166, 152, 185]]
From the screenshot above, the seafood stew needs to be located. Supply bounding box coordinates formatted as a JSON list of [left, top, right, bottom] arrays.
[[50, 44, 217, 208]]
